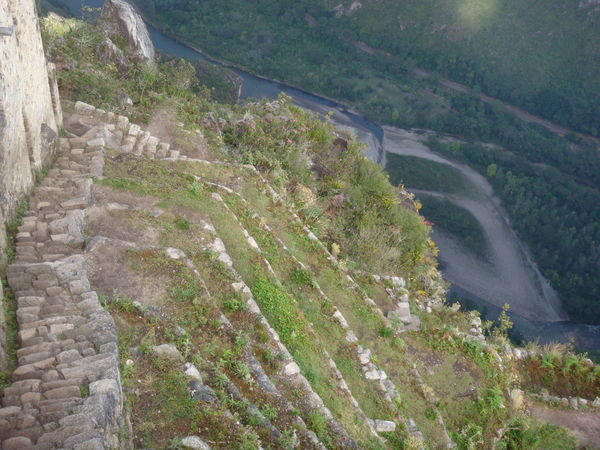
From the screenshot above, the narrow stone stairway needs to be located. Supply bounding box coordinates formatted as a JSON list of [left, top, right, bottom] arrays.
[[0, 125, 121, 448]]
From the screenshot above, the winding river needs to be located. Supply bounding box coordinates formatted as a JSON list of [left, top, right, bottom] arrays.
[[61, 0, 600, 350]]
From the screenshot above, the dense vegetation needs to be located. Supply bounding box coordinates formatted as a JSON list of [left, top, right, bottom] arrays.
[[326, 0, 600, 137], [221, 97, 430, 275]]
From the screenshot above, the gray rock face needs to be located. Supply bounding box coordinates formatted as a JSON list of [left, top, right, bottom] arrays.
[[101, 0, 155, 64], [188, 381, 217, 403], [183, 363, 202, 382], [95, 37, 129, 72], [180, 436, 211, 449], [371, 419, 396, 433], [0, 0, 61, 268], [152, 344, 183, 361]]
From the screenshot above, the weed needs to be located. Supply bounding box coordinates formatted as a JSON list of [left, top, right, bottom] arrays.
[[307, 411, 332, 448], [108, 296, 138, 313], [237, 431, 260, 450], [290, 267, 313, 287], [175, 216, 190, 230], [246, 413, 264, 426], [0, 283, 18, 388], [451, 423, 484, 450], [259, 403, 278, 421], [121, 361, 135, 379], [424, 407, 437, 421], [478, 386, 505, 420], [392, 337, 407, 350], [4, 200, 29, 262], [278, 428, 298, 449], [234, 332, 249, 351], [262, 348, 277, 367], [379, 326, 393, 338], [497, 416, 577, 449], [224, 297, 247, 313], [188, 179, 204, 197]]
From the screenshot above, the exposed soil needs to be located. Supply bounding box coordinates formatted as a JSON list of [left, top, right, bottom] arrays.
[[529, 401, 600, 448], [147, 103, 213, 159], [85, 185, 168, 305]]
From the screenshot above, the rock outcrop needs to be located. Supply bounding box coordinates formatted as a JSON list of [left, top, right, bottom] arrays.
[[0, 0, 62, 368], [100, 0, 155, 64]]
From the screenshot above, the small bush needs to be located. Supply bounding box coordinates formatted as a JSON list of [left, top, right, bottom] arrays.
[[307, 411, 332, 447], [175, 216, 190, 230], [497, 416, 576, 450], [379, 326, 393, 338], [290, 267, 313, 287], [224, 297, 247, 312], [424, 407, 437, 421]]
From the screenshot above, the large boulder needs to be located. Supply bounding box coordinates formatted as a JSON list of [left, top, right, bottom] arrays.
[[95, 37, 129, 72], [101, 0, 155, 64]]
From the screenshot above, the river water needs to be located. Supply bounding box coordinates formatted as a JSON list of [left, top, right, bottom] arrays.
[[61, 0, 600, 350]]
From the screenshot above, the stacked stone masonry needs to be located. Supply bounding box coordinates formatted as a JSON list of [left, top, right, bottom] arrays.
[[0, 104, 121, 449]]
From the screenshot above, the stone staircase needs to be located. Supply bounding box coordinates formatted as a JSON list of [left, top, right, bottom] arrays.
[[0, 119, 121, 448]]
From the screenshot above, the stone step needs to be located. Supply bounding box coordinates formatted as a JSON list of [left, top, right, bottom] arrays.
[[2, 103, 122, 448]]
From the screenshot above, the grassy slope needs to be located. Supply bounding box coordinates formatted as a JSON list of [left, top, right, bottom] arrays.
[[131, 0, 600, 323]]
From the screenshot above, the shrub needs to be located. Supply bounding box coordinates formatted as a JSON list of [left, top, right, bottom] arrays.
[[497, 417, 576, 450], [290, 267, 313, 287]]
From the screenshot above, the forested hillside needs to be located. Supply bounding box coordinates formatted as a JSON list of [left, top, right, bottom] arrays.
[[131, 0, 600, 323], [324, 0, 600, 137]]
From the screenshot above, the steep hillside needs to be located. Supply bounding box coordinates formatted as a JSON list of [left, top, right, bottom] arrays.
[[130, 0, 600, 325], [0, 4, 598, 449]]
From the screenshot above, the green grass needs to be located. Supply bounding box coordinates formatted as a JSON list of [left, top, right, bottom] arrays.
[[0, 282, 18, 389], [203, 174, 456, 445], [101, 158, 380, 446]]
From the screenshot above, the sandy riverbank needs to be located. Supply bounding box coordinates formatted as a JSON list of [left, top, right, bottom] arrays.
[[382, 126, 566, 322]]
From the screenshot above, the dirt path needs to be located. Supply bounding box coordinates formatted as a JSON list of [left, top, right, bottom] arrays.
[[382, 126, 566, 322], [530, 402, 600, 448], [146, 103, 213, 159]]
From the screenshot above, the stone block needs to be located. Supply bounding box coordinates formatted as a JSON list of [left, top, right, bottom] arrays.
[[74, 102, 95, 115], [152, 344, 183, 361], [3, 436, 32, 449], [345, 330, 358, 343], [372, 419, 396, 433], [116, 115, 129, 131], [180, 436, 210, 449], [44, 386, 81, 399], [56, 349, 82, 365], [282, 361, 300, 376]]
